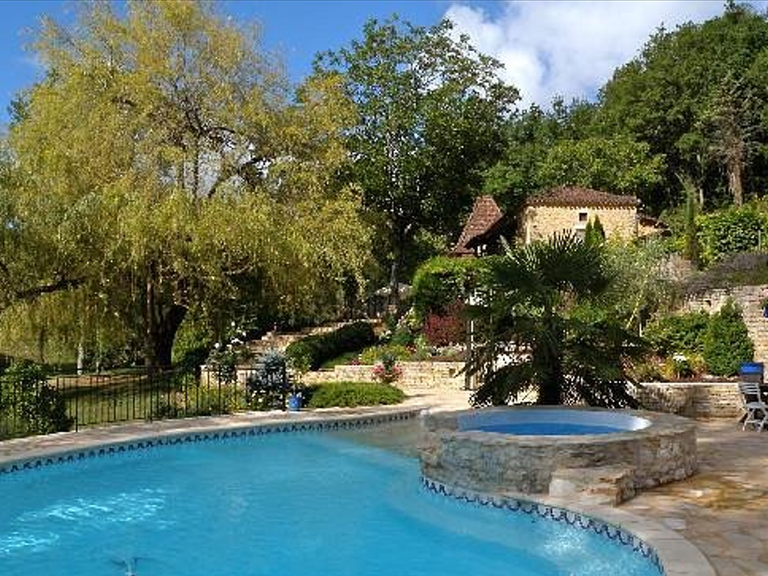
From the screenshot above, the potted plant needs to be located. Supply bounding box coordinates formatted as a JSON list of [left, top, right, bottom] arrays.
[[372, 351, 403, 385]]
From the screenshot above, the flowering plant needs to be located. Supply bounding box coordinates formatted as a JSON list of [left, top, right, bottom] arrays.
[[372, 351, 403, 385]]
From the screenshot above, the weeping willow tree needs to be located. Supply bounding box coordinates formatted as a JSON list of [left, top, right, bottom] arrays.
[[1, 1, 371, 370]]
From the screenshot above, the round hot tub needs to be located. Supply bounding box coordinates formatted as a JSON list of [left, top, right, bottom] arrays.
[[459, 408, 651, 436], [420, 406, 696, 499]]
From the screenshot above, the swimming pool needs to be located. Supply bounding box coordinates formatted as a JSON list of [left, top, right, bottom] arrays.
[[0, 419, 662, 576]]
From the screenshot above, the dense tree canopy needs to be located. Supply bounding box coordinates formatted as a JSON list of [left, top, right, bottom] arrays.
[[314, 17, 518, 296], [598, 1, 768, 211], [1, 1, 372, 368]]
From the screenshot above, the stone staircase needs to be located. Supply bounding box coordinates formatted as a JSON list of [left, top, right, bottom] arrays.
[[245, 321, 362, 356], [740, 297, 768, 365]]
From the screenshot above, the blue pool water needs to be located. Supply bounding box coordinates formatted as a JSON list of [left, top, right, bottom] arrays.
[[0, 426, 659, 576], [473, 422, 625, 436]]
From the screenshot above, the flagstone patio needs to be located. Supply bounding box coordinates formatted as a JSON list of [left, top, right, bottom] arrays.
[[620, 419, 768, 576]]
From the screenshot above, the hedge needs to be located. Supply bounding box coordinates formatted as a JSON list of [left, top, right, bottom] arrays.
[[285, 322, 376, 371], [411, 256, 487, 319], [698, 205, 768, 264], [306, 381, 406, 408]]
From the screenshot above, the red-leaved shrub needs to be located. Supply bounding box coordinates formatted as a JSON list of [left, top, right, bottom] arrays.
[[423, 302, 466, 346]]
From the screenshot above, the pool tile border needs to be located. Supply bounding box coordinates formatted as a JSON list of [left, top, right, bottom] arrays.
[[421, 476, 665, 575], [0, 408, 421, 476]]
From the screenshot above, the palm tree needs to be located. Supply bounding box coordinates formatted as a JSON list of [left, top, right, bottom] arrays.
[[467, 233, 644, 407]]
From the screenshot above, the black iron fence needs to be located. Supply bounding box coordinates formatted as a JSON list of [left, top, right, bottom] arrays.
[[0, 364, 291, 441]]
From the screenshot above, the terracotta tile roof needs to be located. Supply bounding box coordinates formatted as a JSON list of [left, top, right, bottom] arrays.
[[527, 186, 639, 208], [450, 196, 504, 256]]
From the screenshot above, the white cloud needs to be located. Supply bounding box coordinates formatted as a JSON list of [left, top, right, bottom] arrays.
[[445, 1, 757, 108]]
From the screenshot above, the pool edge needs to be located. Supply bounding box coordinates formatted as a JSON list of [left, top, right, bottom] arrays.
[[421, 475, 715, 576]]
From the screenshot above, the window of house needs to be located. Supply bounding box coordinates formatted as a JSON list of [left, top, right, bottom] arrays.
[[578, 211, 588, 223]]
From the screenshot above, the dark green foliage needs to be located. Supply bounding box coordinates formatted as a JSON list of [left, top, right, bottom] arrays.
[[172, 314, 214, 375], [468, 234, 644, 408], [644, 312, 710, 355], [315, 16, 518, 293], [306, 381, 405, 408], [702, 299, 754, 376], [598, 4, 768, 211], [584, 216, 606, 247], [285, 322, 376, 371], [0, 360, 73, 436], [411, 256, 487, 319], [697, 205, 768, 263], [683, 185, 701, 266]]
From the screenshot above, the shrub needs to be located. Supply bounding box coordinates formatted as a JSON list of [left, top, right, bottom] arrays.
[[359, 344, 411, 364], [411, 256, 487, 319], [423, 301, 466, 346], [702, 300, 754, 376], [698, 205, 768, 264], [246, 350, 290, 410], [644, 312, 710, 356], [172, 315, 213, 375], [0, 360, 73, 436], [285, 322, 376, 371], [684, 253, 768, 294], [307, 381, 406, 408]]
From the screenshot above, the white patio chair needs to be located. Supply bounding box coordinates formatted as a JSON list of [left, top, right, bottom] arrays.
[[739, 381, 768, 432]]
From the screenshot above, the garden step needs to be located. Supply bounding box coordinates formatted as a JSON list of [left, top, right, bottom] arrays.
[[549, 465, 636, 505]]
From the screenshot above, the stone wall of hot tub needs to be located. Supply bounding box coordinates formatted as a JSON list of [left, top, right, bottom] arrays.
[[419, 407, 697, 504]]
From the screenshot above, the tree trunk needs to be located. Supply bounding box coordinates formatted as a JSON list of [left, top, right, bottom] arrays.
[[144, 271, 187, 373], [728, 159, 744, 206], [537, 318, 564, 405]]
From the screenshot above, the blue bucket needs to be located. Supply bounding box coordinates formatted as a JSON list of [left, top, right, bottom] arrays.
[[287, 393, 302, 412]]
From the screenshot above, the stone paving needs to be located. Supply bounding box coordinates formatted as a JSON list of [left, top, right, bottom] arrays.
[[622, 419, 768, 576]]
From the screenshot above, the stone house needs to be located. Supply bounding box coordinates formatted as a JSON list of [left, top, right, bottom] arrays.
[[521, 186, 645, 244], [451, 186, 662, 256], [450, 196, 511, 257]]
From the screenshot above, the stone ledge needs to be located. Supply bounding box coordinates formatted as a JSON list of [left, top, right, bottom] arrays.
[[549, 465, 636, 505], [421, 406, 697, 499]]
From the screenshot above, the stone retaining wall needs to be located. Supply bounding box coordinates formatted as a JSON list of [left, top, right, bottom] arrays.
[[303, 361, 466, 389], [635, 382, 741, 418], [684, 284, 768, 364]]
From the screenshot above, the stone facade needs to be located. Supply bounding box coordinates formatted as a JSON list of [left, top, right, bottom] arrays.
[[303, 361, 465, 389], [420, 407, 697, 502], [520, 204, 637, 243], [684, 284, 768, 364], [635, 382, 742, 418]]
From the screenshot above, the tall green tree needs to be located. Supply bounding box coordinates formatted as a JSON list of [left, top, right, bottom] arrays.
[[3, 1, 372, 369], [599, 2, 768, 210], [483, 100, 664, 214], [468, 234, 643, 407], [701, 73, 761, 206], [314, 17, 518, 299]]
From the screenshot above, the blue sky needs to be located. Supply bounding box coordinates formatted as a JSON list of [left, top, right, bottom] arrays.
[[0, 1, 764, 124]]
